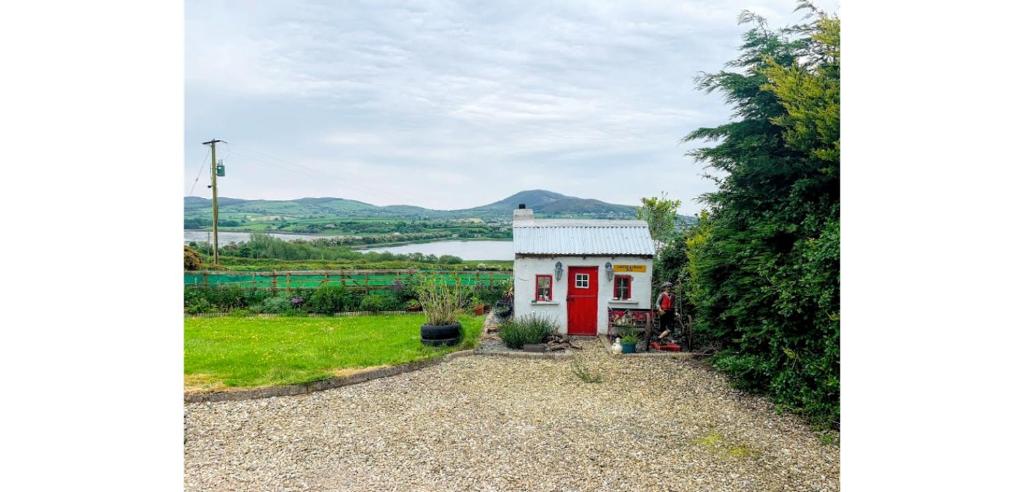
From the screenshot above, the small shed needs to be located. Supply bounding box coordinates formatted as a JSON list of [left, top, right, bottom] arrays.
[[512, 206, 657, 336]]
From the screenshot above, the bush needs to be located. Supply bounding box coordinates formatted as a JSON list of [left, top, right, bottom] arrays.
[[307, 285, 347, 314], [257, 295, 294, 314], [185, 296, 212, 315], [500, 314, 555, 349], [359, 292, 401, 312], [472, 282, 509, 306], [417, 274, 466, 325], [184, 246, 202, 271]]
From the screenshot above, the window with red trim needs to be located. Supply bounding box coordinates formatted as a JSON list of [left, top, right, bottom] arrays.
[[613, 275, 632, 300], [535, 275, 552, 301]]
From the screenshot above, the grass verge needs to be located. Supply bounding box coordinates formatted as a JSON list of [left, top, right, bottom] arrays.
[[185, 313, 483, 390]]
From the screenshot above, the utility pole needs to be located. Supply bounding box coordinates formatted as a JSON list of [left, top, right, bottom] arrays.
[[202, 139, 224, 265]]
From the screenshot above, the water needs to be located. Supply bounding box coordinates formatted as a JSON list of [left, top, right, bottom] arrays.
[[184, 230, 513, 260], [362, 240, 513, 260]]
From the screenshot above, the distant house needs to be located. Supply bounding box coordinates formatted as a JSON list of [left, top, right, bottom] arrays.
[[512, 205, 656, 336]]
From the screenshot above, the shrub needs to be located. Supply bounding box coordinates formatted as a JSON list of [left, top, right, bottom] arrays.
[[185, 296, 212, 315], [359, 292, 400, 312], [257, 295, 294, 314], [307, 285, 347, 314], [472, 282, 508, 306], [417, 274, 466, 325], [499, 314, 555, 349], [184, 246, 202, 271]]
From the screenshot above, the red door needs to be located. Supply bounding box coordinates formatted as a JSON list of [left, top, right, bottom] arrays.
[[567, 266, 598, 336]]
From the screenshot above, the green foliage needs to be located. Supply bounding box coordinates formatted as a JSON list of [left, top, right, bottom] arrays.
[[677, 5, 840, 429], [417, 274, 467, 325], [499, 314, 555, 349], [471, 282, 510, 306], [570, 357, 603, 383], [306, 285, 349, 314], [613, 324, 639, 345], [359, 292, 401, 312], [636, 193, 682, 242], [256, 295, 294, 314]]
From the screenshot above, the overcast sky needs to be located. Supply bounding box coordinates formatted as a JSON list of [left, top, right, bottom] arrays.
[[185, 0, 838, 214]]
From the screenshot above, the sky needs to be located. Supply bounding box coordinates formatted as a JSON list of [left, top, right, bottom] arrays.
[[185, 0, 838, 214]]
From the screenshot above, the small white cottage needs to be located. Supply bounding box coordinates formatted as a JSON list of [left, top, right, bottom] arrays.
[[512, 205, 657, 336]]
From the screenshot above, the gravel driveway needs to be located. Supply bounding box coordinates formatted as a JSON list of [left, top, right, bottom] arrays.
[[185, 340, 839, 491]]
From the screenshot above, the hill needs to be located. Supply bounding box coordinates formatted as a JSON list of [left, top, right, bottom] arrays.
[[184, 189, 642, 222]]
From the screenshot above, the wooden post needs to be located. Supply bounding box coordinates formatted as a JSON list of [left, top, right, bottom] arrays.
[[252, 273, 256, 289], [489, 272, 494, 287], [203, 272, 209, 288], [323, 272, 329, 286], [271, 271, 277, 293], [365, 272, 370, 293], [286, 272, 292, 293]]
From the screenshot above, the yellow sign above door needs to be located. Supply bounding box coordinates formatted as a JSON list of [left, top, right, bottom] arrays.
[[612, 264, 646, 273]]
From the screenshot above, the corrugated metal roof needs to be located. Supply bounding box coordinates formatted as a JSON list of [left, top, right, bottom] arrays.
[[513, 219, 656, 256]]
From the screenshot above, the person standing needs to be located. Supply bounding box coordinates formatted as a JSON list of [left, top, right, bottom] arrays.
[[655, 282, 676, 336]]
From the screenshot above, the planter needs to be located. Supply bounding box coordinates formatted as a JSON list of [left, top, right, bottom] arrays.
[[493, 299, 513, 320], [650, 341, 681, 352], [421, 322, 462, 347], [473, 304, 487, 315], [621, 342, 637, 354]]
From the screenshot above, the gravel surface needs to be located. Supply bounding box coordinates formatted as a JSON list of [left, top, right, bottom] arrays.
[[185, 340, 839, 491]]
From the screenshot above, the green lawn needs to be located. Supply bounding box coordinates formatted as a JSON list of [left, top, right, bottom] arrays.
[[185, 313, 484, 390]]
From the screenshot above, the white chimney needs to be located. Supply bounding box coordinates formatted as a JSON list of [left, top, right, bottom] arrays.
[[513, 203, 533, 221]]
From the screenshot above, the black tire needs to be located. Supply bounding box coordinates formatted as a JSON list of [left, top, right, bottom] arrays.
[[421, 323, 462, 340], [421, 336, 460, 347]]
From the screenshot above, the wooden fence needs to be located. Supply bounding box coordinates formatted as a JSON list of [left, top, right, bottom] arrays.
[[184, 270, 512, 292]]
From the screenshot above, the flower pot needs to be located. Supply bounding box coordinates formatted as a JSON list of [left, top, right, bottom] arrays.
[[473, 304, 486, 315], [421, 322, 462, 347], [621, 342, 637, 354]]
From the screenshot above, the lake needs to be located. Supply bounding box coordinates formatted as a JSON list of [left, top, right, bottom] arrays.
[[184, 230, 513, 260], [362, 240, 513, 260]]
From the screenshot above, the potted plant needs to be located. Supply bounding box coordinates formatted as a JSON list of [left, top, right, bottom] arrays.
[[417, 274, 466, 347], [618, 326, 639, 354], [470, 295, 487, 315]]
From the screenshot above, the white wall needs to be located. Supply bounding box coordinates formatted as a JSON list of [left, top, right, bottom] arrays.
[[513, 255, 653, 335]]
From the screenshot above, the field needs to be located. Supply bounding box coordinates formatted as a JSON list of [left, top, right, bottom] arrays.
[[184, 313, 485, 389]]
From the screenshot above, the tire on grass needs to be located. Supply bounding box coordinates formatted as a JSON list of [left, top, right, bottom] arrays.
[[420, 323, 461, 340], [420, 336, 460, 347]]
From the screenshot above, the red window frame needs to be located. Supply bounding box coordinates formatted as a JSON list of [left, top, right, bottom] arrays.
[[535, 274, 553, 302], [613, 275, 632, 300]]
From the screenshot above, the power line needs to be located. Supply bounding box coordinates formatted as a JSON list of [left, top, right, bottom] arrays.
[[188, 148, 210, 196]]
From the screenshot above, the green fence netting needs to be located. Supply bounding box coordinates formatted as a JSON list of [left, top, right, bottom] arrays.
[[184, 271, 511, 289]]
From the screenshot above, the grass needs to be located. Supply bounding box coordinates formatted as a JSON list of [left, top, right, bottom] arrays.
[[570, 357, 603, 383], [185, 313, 484, 390]]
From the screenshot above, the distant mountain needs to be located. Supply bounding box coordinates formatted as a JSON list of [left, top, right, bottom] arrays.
[[460, 189, 637, 218], [184, 189, 643, 221]]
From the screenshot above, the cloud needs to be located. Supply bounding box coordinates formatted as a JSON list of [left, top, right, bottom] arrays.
[[185, 0, 838, 213]]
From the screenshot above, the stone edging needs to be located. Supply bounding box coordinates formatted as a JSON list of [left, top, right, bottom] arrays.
[[184, 350, 475, 404]]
